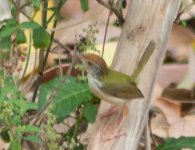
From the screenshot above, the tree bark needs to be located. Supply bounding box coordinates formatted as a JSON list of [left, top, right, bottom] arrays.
[[88, 0, 181, 150]]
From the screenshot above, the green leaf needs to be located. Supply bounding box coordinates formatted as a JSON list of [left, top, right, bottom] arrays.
[[13, 115, 22, 126], [0, 37, 11, 50], [0, 37, 11, 58], [9, 139, 22, 150], [31, 0, 40, 8], [23, 135, 43, 144], [0, 69, 3, 77], [13, 100, 38, 114], [80, 0, 89, 12], [6, 18, 18, 26], [33, 27, 50, 48], [22, 125, 40, 133], [16, 29, 26, 44], [0, 128, 10, 143], [11, 5, 17, 17], [181, 20, 187, 27], [48, 7, 61, 20], [21, 21, 40, 29], [0, 25, 17, 38], [156, 136, 195, 150], [83, 103, 97, 123], [0, 76, 17, 102], [38, 77, 95, 121]]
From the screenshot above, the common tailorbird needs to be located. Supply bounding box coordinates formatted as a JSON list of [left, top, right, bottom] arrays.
[[78, 41, 155, 115]]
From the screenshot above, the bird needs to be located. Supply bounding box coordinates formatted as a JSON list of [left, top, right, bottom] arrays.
[[78, 41, 155, 116]]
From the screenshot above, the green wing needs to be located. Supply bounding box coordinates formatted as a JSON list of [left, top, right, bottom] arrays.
[[100, 70, 144, 100]]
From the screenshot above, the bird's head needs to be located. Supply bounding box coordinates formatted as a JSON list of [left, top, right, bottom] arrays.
[[78, 53, 109, 79]]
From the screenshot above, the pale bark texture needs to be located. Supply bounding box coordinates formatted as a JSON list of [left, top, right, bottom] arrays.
[[88, 0, 181, 150], [189, 49, 195, 86]]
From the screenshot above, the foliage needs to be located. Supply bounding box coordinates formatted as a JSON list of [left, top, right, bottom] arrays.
[[78, 20, 99, 53], [156, 136, 195, 150], [0, 0, 99, 149], [0, 18, 51, 50], [41, 105, 60, 150], [38, 77, 97, 121], [80, 0, 89, 12], [83, 103, 98, 123], [32, 26, 50, 48], [0, 71, 41, 150]]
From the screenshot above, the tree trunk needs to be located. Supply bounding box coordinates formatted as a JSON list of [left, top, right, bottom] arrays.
[[88, 0, 181, 150]]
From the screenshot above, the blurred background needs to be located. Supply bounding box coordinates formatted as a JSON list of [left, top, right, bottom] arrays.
[[0, 0, 195, 149]]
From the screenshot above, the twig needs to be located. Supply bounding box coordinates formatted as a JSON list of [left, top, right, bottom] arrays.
[[31, 0, 48, 102], [48, 19, 89, 32], [96, 0, 125, 24], [30, 24, 78, 120], [30, 44, 78, 121], [58, 50, 63, 76], [20, 2, 31, 10], [96, 0, 110, 9], [20, 10, 32, 21], [25, 140, 36, 150], [31, 89, 57, 120], [19, 32, 32, 85], [148, 119, 158, 147], [47, 13, 56, 24], [31, 0, 63, 102], [52, 38, 72, 53], [102, 10, 112, 57], [144, 122, 151, 150]]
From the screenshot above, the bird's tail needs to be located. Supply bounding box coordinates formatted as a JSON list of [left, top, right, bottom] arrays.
[[131, 40, 155, 79]]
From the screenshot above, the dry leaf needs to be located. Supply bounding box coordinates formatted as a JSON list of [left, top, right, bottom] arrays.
[[169, 115, 195, 137], [151, 113, 169, 138], [162, 88, 195, 103], [167, 24, 195, 62], [156, 64, 188, 88], [153, 98, 181, 125]]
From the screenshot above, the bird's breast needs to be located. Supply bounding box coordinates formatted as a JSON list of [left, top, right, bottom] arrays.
[[87, 75, 127, 106]]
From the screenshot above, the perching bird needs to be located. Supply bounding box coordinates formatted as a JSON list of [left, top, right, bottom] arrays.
[[78, 41, 155, 114]]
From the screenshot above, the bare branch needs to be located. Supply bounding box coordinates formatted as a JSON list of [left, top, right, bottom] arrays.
[[96, 0, 125, 24]]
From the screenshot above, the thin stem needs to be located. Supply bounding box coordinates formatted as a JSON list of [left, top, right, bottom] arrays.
[[20, 2, 31, 10], [144, 122, 151, 150], [19, 32, 32, 85], [31, 0, 64, 101], [149, 119, 158, 146], [69, 109, 83, 149], [47, 13, 55, 24], [48, 19, 88, 32], [30, 44, 77, 121], [32, 0, 49, 102], [52, 38, 72, 53], [58, 50, 63, 76], [102, 10, 111, 57], [20, 10, 32, 20], [96, 0, 124, 24]]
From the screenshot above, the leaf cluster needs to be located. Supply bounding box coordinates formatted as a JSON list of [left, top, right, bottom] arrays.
[[0, 70, 41, 149], [0, 0, 99, 149]]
